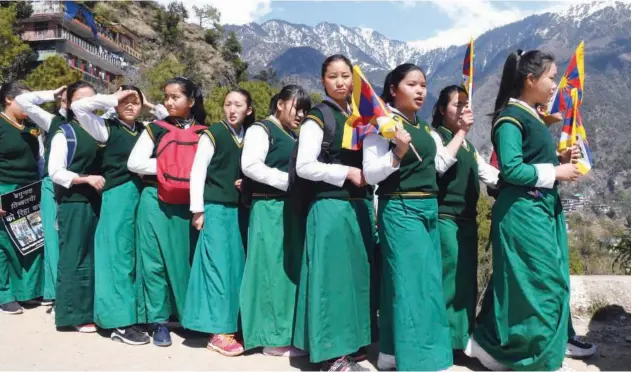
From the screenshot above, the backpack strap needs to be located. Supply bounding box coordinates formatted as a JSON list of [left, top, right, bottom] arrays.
[[152, 120, 174, 131], [310, 103, 337, 160], [190, 124, 208, 132], [59, 123, 77, 167]]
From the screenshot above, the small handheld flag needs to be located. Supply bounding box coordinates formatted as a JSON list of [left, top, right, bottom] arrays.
[[342, 66, 399, 150], [547, 41, 585, 115], [558, 88, 592, 175], [462, 37, 474, 103]]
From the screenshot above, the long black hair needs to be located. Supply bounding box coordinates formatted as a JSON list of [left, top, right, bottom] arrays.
[[268, 84, 311, 116], [163, 77, 206, 124], [431, 85, 467, 128], [321, 54, 353, 98], [0, 81, 30, 109], [65, 80, 95, 122], [381, 63, 426, 105], [119, 84, 144, 105], [491, 49, 555, 123], [225, 88, 255, 128]]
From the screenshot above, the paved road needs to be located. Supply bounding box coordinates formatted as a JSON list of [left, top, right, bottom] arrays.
[[0, 305, 625, 371]]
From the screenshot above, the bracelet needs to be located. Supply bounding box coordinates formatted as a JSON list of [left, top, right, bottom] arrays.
[[392, 149, 402, 163]]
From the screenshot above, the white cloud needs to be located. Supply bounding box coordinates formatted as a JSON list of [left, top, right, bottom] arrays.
[[156, 0, 272, 25], [407, 0, 564, 51]]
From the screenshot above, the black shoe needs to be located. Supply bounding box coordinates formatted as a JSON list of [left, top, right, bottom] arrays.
[[351, 347, 367, 362], [0, 301, 23, 314], [323, 356, 369, 371], [111, 326, 151, 345]]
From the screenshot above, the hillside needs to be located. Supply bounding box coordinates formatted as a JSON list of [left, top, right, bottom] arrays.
[[227, 1, 632, 209]]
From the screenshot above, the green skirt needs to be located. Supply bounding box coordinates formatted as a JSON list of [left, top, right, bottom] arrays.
[[41, 176, 59, 301], [136, 186, 197, 323], [55, 201, 99, 327], [439, 217, 478, 350], [182, 202, 247, 334], [94, 180, 142, 329], [240, 198, 303, 349], [378, 198, 452, 371], [0, 183, 44, 305], [474, 186, 570, 371], [293, 198, 374, 363]]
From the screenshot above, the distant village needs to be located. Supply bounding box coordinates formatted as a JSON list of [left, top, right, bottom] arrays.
[[562, 193, 621, 217]]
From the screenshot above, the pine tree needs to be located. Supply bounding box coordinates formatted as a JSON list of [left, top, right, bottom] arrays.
[[0, 4, 33, 82], [23, 55, 83, 91]]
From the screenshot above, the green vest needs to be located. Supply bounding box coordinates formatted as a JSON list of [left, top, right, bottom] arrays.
[[493, 101, 559, 187], [0, 114, 41, 186], [435, 126, 480, 220], [44, 113, 66, 177], [308, 102, 372, 200], [55, 121, 105, 204], [377, 112, 438, 198], [203, 121, 243, 206], [248, 118, 296, 195], [101, 118, 142, 191]]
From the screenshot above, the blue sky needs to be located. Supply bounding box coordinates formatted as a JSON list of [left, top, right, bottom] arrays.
[[161, 0, 571, 49]]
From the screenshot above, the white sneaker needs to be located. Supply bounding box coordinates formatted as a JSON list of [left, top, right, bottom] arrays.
[[377, 352, 396, 371], [262, 346, 307, 357], [566, 335, 597, 358], [75, 323, 97, 333], [464, 337, 508, 371]]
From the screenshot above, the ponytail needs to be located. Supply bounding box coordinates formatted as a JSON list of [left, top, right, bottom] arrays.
[[268, 93, 281, 116], [164, 76, 207, 124], [268, 84, 311, 116], [490, 49, 555, 124]]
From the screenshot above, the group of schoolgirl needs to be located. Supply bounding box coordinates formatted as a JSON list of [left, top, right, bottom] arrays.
[[0, 47, 595, 372]]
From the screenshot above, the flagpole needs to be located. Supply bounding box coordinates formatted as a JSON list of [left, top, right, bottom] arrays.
[[409, 144, 423, 162]]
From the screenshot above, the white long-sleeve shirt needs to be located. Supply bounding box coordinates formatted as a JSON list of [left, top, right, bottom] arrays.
[[295, 97, 353, 186], [190, 124, 244, 213], [240, 115, 292, 192], [71, 93, 169, 143], [15, 90, 57, 132], [48, 133, 76, 189]]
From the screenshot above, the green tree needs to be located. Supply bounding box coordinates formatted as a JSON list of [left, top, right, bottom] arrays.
[[0, 4, 32, 82], [204, 26, 223, 49], [476, 195, 493, 298], [23, 55, 83, 91], [154, 1, 187, 47], [222, 31, 249, 82], [253, 68, 279, 85], [309, 92, 323, 105], [192, 4, 220, 28], [145, 54, 184, 102]]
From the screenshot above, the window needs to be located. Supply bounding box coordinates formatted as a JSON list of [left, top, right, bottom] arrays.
[[35, 22, 48, 39]]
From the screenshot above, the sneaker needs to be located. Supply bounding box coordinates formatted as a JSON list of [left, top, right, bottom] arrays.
[[323, 356, 369, 371], [111, 326, 151, 345], [566, 335, 597, 358], [464, 337, 508, 371], [262, 346, 308, 357], [0, 301, 23, 314], [152, 323, 172, 347], [75, 323, 97, 333], [377, 352, 396, 370], [207, 334, 245, 356], [41, 299, 54, 306], [350, 347, 367, 362]]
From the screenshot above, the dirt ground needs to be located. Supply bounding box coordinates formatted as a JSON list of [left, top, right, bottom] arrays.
[[0, 304, 629, 371]]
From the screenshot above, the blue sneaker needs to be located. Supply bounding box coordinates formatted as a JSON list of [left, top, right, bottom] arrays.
[[152, 323, 172, 347]]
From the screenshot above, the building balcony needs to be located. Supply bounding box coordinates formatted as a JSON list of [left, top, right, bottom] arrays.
[[25, 1, 141, 62]]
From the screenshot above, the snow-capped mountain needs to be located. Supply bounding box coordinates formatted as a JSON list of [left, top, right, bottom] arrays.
[[226, 1, 631, 205]]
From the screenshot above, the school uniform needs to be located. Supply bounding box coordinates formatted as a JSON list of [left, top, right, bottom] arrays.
[[292, 98, 376, 364], [181, 121, 247, 335], [238, 115, 303, 350], [363, 107, 452, 371], [49, 120, 104, 327], [127, 118, 199, 324], [15, 91, 66, 301], [472, 98, 570, 370], [72, 95, 168, 329], [0, 113, 45, 306], [430, 125, 499, 350]]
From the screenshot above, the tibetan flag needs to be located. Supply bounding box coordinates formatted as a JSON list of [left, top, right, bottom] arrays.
[[548, 41, 585, 115], [342, 65, 399, 150], [558, 88, 593, 175], [462, 37, 474, 99]]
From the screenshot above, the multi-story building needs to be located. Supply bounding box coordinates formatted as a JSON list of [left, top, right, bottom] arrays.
[[21, 1, 141, 90]]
